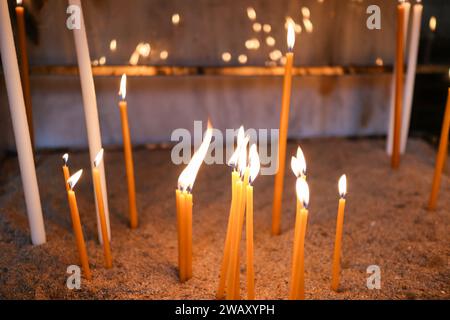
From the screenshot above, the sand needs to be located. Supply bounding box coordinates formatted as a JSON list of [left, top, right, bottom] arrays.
[[0, 138, 449, 300]]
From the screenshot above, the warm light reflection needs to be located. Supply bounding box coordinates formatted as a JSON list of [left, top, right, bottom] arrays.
[[238, 54, 248, 64], [429, 16, 437, 32], [68, 169, 83, 190], [99, 56, 106, 66], [253, 22, 262, 32], [295, 24, 302, 34], [375, 57, 384, 66], [110, 39, 117, 52], [178, 122, 213, 191], [119, 74, 127, 100], [172, 13, 180, 25], [269, 49, 282, 61], [137, 43, 151, 57], [247, 7, 256, 20], [301, 7, 311, 19], [160, 50, 169, 60], [296, 178, 310, 208], [263, 24, 272, 33], [338, 174, 347, 198], [266, 36, 275, 47], [16, 0, 23, 6], [94, 149, 104, 168], [245, 38, 260, 50], [248, 144, 260, 184], [222, 52, 231, 62], [129, 51, 139, 65], [303, 19, 313, 33]]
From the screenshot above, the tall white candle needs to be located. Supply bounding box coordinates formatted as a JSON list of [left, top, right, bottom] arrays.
[[386, 1, 411, 155], [400, 2, 423, 153], [69, 0, 110, 243], [0, 0, 46, 245]]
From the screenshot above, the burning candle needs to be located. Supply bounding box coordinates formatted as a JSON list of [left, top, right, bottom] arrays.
[[246, 144, 260, 300], [290, 178, 309, 300], [291, 146, 307, 180], [217, 127, 245, 299], [272, 20, 296, 235], [176, 122, 212, 282], [428, 89, 450, 210], [227, 137, 250, 299], [92, 149, 112, 268], [62, 153, 70, 191], [118, 74, 138, 229], [331, 174, 347, 291], [66, 169, 92, 279], [0, 0, 46, 245], [392, 1, 407, 169], [69, 0, 111, 244], [15, 0, 34, 148]]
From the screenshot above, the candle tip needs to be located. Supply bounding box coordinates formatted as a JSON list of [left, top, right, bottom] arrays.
[[68, 169, 83, 190], [94, 149, 104, 167], [62, 153, 69, 166]]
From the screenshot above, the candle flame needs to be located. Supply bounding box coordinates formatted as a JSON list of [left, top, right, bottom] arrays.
[[94, 148, 104, 168], [338, 174, 347, 198], [296, 178, 310, 208], [68, 169, 83, 190], [62, 153, 69, 166], [178, 122, 213, 191], [248, 144, 260, 184], [291, 146, 306, 178], [287, 19, 296, 51], [237, 136, 250, 176], [17, 0, 23, 6], [228, 126, 245, 167], [119, 74, 127, 100]]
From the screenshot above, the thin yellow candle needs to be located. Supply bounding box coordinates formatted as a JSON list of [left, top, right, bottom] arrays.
[[92, 149, 112, 269], [272, 21, 296, 235], [246, 144, 260, 300], [331, 174, 347, 291], [118, 74, 138, 229], [15, 0, 34, 149], [428, 88, 450, 210], [289, 178, 309, 300], [392, 1, 407, 169], [217, 133, 241, 299], [176, 122, 212, 282], [66, 170, 92, 280], [62, 153, 70, 191]]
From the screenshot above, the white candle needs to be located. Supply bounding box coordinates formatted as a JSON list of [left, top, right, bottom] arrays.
[[386, 1, 411, 155], [69, 0, 110, 243], [400, 2, 423, 153], [0, 0, 46, 245]]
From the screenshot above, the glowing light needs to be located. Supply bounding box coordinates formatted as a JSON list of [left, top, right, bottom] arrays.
[[172, 13, 180, 25], [222, 52, 231, 62], [247, 7, 256, 20], [248, 144, 260, 184], [375, 57, 384, 66], [160, 50, 169, 60], [291, 147, 306, 178], [301, 7, 311, 19], [94, 149, 104, 168], [295, 24, 302, 34], [303, 19, 313, 33], [62, 153, 69, 165], [287, 19, 296, 50], [238, 54, 248, 64], [266, 36, 275, 46], [178, 122, 213, 191], [263, 24, 272, 33], [338, 174, 347, 198], [296, 178, 310, 208], [92, 59, 99, 66], [129, 51, 139, 65], [16, 0, 22, 6], [137, 43, 151, 57], [269, 49, 282, 61], [99, 56, 106, 65], [119, 74, 127, 100], [68, 169, 83, 190], [109, 39, 117, 52], [245, 38, 260, 50], [228, 126, 245, 167], [253, 23, 262, 32], [429, 16, 436, 32]]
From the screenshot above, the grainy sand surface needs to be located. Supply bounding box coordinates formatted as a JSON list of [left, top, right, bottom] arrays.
[[0, 138, 449, 299]]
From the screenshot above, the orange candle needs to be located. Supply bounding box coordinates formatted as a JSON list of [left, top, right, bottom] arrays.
[[289, 178, 309, 300], [66, 169, 92, 280], [428, 89, 450, 210], [217, 169, 239, 299], [176, 122, 212, 282], [15, 0, 34, 149], [272, 21, 296, 235], [331, 174, 347, 291], [118, 74, 138, 229], [246, 144, 260, 300], [92, 149, 112, 269], [392, 2, 407, 169], [62, 153, 70, 191]]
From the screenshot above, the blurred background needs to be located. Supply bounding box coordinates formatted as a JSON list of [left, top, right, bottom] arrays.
[[0, 0, 449, 153]]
